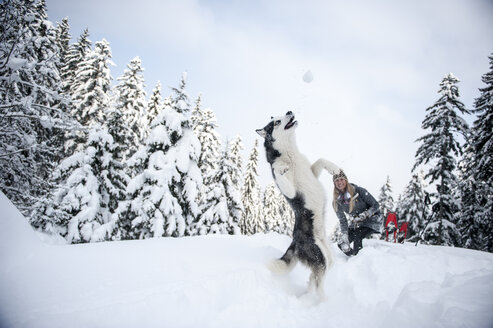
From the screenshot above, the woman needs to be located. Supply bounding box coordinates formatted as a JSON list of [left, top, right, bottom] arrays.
[[333, 170, 382, 256]]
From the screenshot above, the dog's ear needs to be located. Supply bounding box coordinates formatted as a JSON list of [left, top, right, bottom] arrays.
[[256, 128, 267, 138]]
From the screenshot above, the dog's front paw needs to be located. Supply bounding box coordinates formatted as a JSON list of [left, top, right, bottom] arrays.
[[273, 162, 289, 176], [278, 166, 289, 175]]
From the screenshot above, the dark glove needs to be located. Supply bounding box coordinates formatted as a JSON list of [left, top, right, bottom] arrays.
[[338, 235, 352, 255]]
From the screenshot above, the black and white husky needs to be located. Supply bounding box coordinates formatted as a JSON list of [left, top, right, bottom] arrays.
[[256, 111, 340, 299]]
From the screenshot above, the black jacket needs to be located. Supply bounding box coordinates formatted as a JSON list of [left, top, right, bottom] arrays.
[[335, 183, 382, 236]]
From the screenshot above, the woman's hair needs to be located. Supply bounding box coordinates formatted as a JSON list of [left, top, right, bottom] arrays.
[[333, 181, 356, 213]]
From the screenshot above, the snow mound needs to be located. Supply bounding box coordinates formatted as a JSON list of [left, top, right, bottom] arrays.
[[0, 192, 45, 268], [1, 193, 493, 328]]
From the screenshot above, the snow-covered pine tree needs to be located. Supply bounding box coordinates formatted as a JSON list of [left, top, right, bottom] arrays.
[[240, 140, 264, 235], [43, 125, 124, 243], [196, 135, 245, 235], [194, 171, 232, 235], [126, 106, 179, 239], [0, 0, 76, 216], [396, 171, 429, 241], [55, 17, 71, 74], [413, 73, 470, 246], [191, 96, 221, 186], [378, 175, 395, 239], [58, 27, 91, 158], [145, 81, 163, 139], [277, 190, 295, 236], [71, 39, 114, 127], [61, 28, 91, 97], [168, 76, 203, 236], [52, 16, 78, 162], [378, 175, 395, 217], [456, 156, 479, 250], [229, 135, 244, 189], [262, 182, 295, 235], [263, 182, 281, 233], [114, 56, 147, 161], [105, 101, 132, 174], [458, 54, 493, 252], [128, 75, 202, 238], [190, 97, 229, 235], [220, 138, 244, 234], [98, 110, 130, 238]]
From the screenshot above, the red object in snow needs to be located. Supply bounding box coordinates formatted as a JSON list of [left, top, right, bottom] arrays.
[[398, 222, 408, 243], [385, 212, 398, 243]]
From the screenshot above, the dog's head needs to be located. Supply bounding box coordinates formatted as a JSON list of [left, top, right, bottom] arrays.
[[256, 111, 298, 142]]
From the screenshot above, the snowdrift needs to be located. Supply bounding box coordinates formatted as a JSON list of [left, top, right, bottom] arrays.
[[1, 192, 493, 328]]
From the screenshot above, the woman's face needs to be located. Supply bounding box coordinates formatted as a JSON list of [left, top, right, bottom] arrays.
[[335, 178, 347, 192]]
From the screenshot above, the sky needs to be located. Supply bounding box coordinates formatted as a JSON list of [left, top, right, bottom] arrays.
[[45, 0, 493, 211]]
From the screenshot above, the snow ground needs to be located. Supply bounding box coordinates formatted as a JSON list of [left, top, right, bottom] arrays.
[[1, 192, 493, 328]]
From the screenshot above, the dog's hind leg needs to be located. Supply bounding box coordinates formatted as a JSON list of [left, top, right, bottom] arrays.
[[268, 242, 298, 274], [308, 267, 327, 301], [315, 238, 333, 271], [299, 241, 327, 301]]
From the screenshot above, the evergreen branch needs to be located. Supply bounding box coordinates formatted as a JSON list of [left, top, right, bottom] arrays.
[[0, 0, 30, 71], [0, 77, 65, 97], [0, 145, 35, 158], [0, 103, 82, 130]]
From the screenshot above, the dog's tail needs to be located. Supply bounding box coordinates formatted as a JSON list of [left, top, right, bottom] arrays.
[[267, 242, 297, 274], [311, 159, 341, 178]]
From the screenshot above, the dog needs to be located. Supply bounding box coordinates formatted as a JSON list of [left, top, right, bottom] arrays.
[[256, 111, 340, 300]]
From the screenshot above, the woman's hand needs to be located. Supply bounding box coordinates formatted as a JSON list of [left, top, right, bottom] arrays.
[[338, 235, 352, 254], [354, 210, 370, 223]]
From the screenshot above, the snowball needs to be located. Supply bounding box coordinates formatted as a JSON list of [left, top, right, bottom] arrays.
[[302, 70, 314, 83]]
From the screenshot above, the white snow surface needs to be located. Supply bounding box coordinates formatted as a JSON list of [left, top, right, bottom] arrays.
[[1, 191, 493, 328]]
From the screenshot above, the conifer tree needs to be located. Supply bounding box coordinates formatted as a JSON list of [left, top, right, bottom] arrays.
[[277, 191, 295, 236], [458, 54, 493, 252], [145, 81, 163, 138], [44, 125, 124, 243], [105, 104, 132, 170], [194, 141, 243, 235], [221, 138, 244, 233], [262, 182, 294, 235], [194, 173, 231, 235], [169, 75, 203, 236], [190, 97, 227, 234], [263, 182, 281, 233], [240, 140, 264, 235], [229, 135, 244, 188], [378, 175, 394, 216], [114, 56, 147, 161], [71, 39, 114, 127], [60, 28, 92, 157], [378, 175, 394, 239], [0, 0, 75, 215], [206, 135, 245, 234], [191, 96, 221, 186], [55, 17, 71, 73], [396, 171, 429, 241], [126, 106, 180, 238], [413, 73, 470, 246], [128, 75, 202, 238], [62, 28, 91, 97]]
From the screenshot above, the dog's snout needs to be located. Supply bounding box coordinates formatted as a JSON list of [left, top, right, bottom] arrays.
[[286, 111, 293, 116]]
